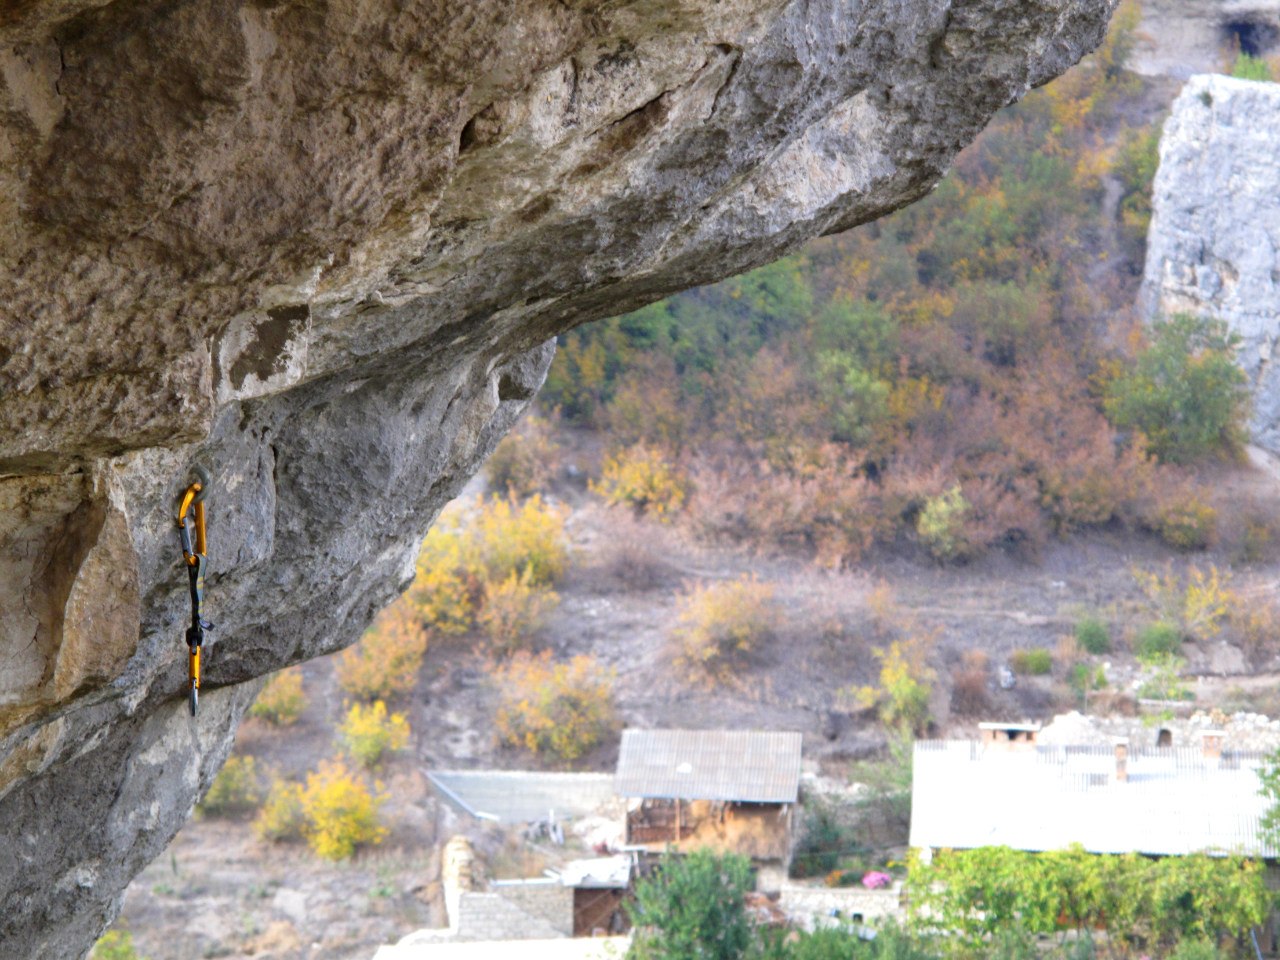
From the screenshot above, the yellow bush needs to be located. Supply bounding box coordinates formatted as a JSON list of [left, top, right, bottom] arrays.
[[335, 602, 429, 701], [91, 929, 144, 960], [1132, 563, 1236, 642], [406, 512, 475, 634], [592, 443, 689, 521], [917, 486, 972, 561], [339, 700, 410, 768], [494, 653, 616, 762], [672, 576, 778, 682], [299, 758, 387, 860], [402, 496, 569, 641], [473, 494, 569, 586], [255, 778, 305, 842], [248, 667, 307, 726], [1154, 493, 1217, 551], [479, 567, 559, 654], [853, 635, 936, 735], [198, 755, 264, 817]]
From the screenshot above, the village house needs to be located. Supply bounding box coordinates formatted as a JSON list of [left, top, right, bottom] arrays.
[[909, 720, 1278, 859], [615, 728, 803, 889]]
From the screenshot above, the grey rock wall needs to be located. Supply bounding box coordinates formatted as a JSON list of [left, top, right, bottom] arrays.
[[1140, 73, 1280, 451], [0, 1, 1114, 957]]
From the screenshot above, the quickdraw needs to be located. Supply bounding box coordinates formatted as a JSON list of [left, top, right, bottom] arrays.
[[177, 465, 213, 716]]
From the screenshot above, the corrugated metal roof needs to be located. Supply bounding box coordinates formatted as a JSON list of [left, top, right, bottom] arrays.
[[614, 729, 802, 803], [909, 740, 1279, 857], [428, 771, 616, 823]]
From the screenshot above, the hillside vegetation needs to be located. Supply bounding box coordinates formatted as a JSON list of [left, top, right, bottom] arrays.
[[542, 2, 1247, 567]]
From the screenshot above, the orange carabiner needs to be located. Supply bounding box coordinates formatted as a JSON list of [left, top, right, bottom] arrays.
[[177, 466, 212, 716]]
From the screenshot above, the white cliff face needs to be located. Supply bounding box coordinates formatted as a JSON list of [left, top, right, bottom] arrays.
[[1141, 73, 1280, 451], [1130, 1, 1280, 78]]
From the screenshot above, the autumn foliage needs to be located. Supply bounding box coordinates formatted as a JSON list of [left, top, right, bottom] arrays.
[[671, 575, 779, 683], [546, 6, 1244, 567], [494, 653, 616, 762]]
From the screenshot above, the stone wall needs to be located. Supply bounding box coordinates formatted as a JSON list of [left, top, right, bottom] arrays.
[[778, 884, 904, 930]]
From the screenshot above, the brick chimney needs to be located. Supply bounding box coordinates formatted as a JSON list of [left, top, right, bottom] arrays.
[[1114, 738, 1129, 783], [1201, 730, 1225, 761]]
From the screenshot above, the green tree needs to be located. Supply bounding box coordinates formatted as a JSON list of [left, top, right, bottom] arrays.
[[1258, 747, 1280, 849], [1104, 314, 1247, 463], [628, 850, 756, 960], [906, 845, 1268, 955]]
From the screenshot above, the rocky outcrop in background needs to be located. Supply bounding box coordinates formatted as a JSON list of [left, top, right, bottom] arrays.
[[1141, 73, 1280, 451], [1130, 0, 1280, 77], [0, 1, 1114, 957]]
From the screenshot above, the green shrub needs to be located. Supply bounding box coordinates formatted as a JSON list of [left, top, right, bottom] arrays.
[[628, 850, 755, 960], [1069, 663, 1108, 702], [791, 796, 865, 879], [1169, 940, 1224, 960], [1135, 621, 1182, 659], [1075, 618, 1111, 655], [92, 930, 145, 960], [1136, 653, 1192, 701], [1231, 52, 1273, 81], [1010, 648, 1053, 676], [249, 667, 307, 725], [198, 755, 263, 817], [1104, 314, 1247, 464], [907, 846, 1268, 954]]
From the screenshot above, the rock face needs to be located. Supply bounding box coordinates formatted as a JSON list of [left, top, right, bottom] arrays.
[[1130, 0, 1280, 78], [1140, 73, 1280, 451], [0, 1, 1113, 957]]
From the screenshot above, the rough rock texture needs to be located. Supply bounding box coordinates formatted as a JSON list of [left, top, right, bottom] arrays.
[[0, 2, 1114, 957], [1130, 0, 1280, 78], [1140, 73, 1280, 451]]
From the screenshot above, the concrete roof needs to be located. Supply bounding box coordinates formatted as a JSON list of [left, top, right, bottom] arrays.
[[372, 937, 631, 960], [615, 729, 802, 803], [910, 740, 1279, 857], [427, 771, 615, 823], [556, 855, 632, 889]]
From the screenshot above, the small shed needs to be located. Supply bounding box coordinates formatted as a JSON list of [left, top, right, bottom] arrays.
[[615, 729, 803, 863], [557, 856, 634, 936]]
